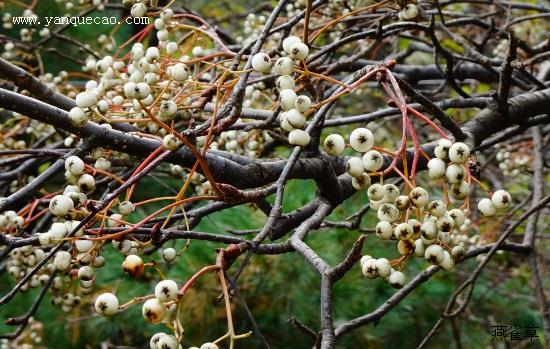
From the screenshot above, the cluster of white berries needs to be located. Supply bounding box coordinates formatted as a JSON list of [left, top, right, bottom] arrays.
[[94, 277, 223, 349], [0, 118, 55, 158], [29, 152, 120, 299], [427, 140, 513, 217], [140, 279, 179, 323], [0, 210, 25, 231], [5, 245, 48, 291], [360, 255, 406, 288], [251, 36, 312, 147], [94, 280, 184, 349], [368, 186, 468, 274], [323, 127, 378, 190], [51, 289, 83, 313], [45, 221, 106, 293], [72, 27, 193, 140], [237, 13, 272, 46], [197, 130, 267, 158], [50, 156, 95, 213], [496, 143, 531, 177], [112, 238, 143, 257], [478, 190, 512, 217], [427, 140, 471, 199], [352, 139, 513, 285]]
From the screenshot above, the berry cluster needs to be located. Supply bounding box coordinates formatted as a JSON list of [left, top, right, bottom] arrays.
[[251, 36, 312, 147], [496, 143, 532, 177], [321, 133, 513, 287], [94, 280, 222, 349]]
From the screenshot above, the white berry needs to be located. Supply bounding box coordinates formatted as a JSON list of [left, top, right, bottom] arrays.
[[420, 221, 437, 240], [75, 239, 94, 253], [377, 203, 399, 223], [394, 222, 413, 240], [382, 184, 400, 202], [251, 52, 272, 73], [375, 258, 392, 277], [367, 183, 385, 201], [425, 244, 444, 265], [49, 195, 74, 217], [451, 181, 470, 199], [349, 128, 374, 153], [53, 251, 72, 271], [352, 173, 371, 190], [288, 42, 309, 60], [78, 174, 95, 192], [163, 134, 182, 151], [409, 187, 429, 207], [122, 254, 144, 277], [124, 81, 137, 98], [155, 280, 179, 302], [130, 3, 147, 17], [445, 163, 466, 184], [294, 95, 311, 113], [95, 293, 119, 316], [362, 150, 383, 172], [134, 82, 151, 100], [150, 333, 167, 349], [375, 221, 393, 240], [276, 75, 295, 91], [394, 195, 410, 210], [168, 63, 189, 81], [285, 109, 306, 128], [78, 265, 94, 281], [158, 335, 178, 349], [162, 248, 177, 263], [282, 36, 302, 53], [388, 271, 405, 288], [274, 57, 294, 75], [491, 190, 512, 209], [68, 107, 89, 126], [142, 298, 167, 324], [75, 91, 97, 108], [427, 200, 446, 218], [434, 139, 452, 160], [323, 134, 345, 156], [439, 251, 455, 270], [279, 89, 297, 111], [478, 198, 496, 217], [414, 239, 425, 257], [448, 209, 465, 226], [362, 258, 378, 278], [65, 156, 85, 175], [346, 157, 364, 177], [288, 129, 310, 147], [401, 4, 419, 20], [427, 158, 446, 179], [119, 201, 135, 215], [436, 215, 454, 232], [448, 142, 470, 164]]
